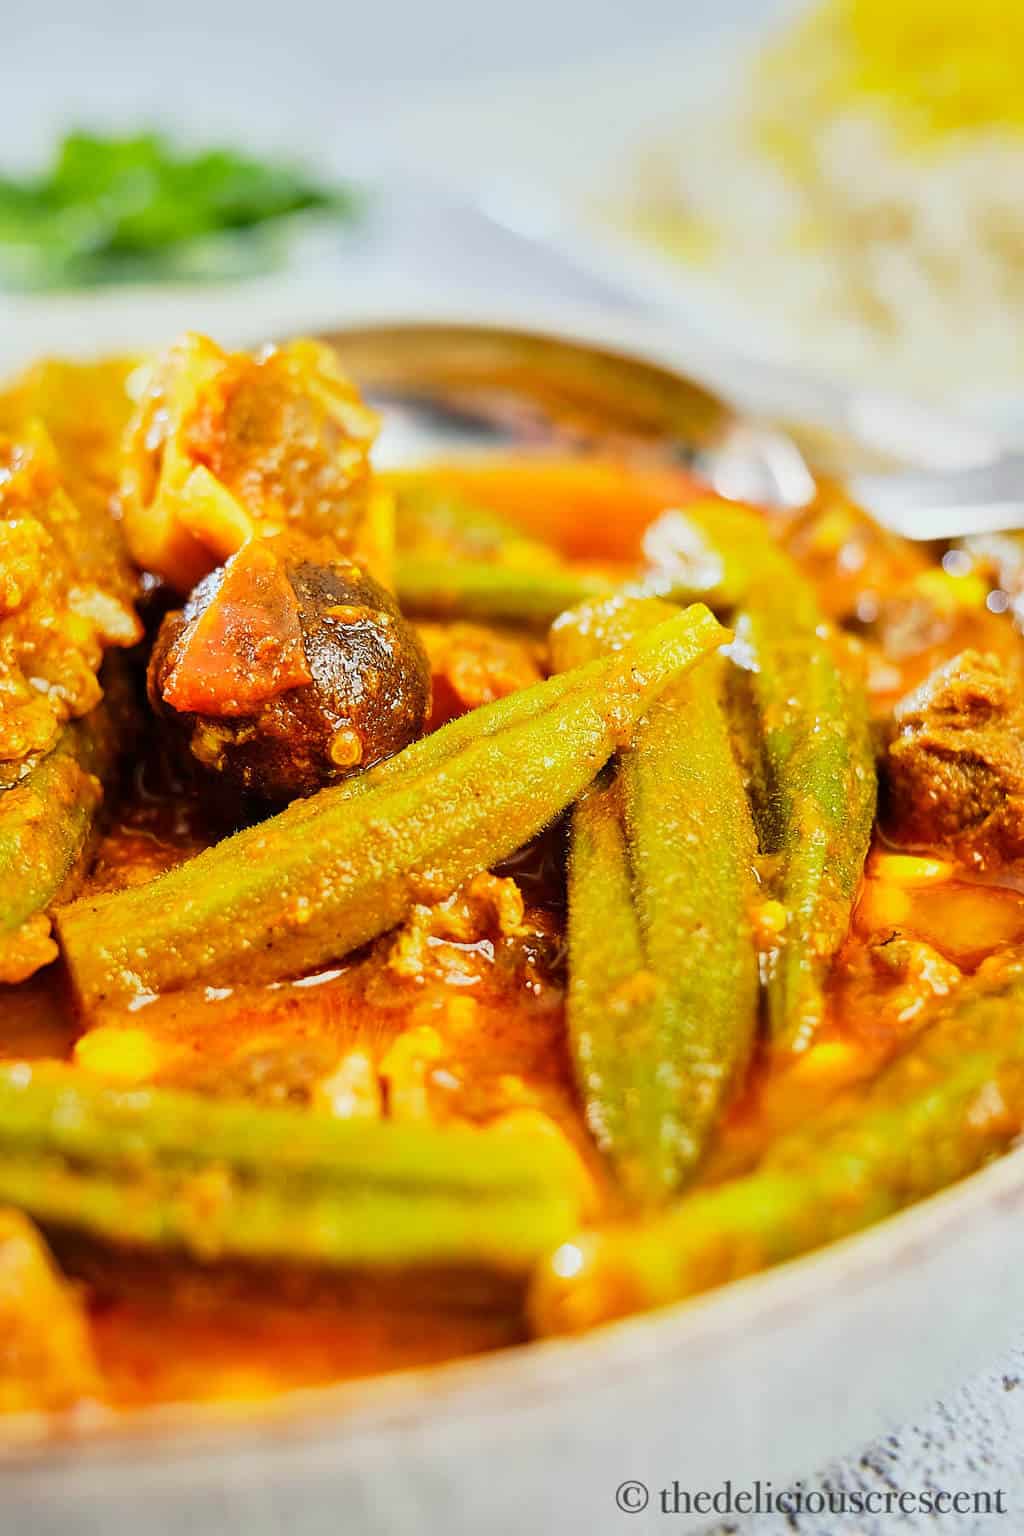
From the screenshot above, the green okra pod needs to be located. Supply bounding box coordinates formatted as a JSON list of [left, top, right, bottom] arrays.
[[395, 554, 614, 625], [0, 1062, 581, 1271], [648, 500, 876, 1055], [58, 604, 729, 1010], [620, 657, 760, 1184], [531, 958, 1024, 1332], [739, 586, 875, 1054], [566, 773, 666, 1198], [556, 595, 760, 1205], [391, 474, 619, 625], [0, 668, 132, 985]]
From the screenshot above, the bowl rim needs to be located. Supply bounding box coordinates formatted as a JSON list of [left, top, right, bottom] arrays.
[[6, 1136, 1024, 1470]]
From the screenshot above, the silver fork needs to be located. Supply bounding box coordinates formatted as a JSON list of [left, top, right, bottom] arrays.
[[705, 418, 1024, 540], [848, 455, 1024, 541]]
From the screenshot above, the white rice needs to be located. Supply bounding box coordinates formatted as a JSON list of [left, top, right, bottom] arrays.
[[631, 81, 1024, 408]]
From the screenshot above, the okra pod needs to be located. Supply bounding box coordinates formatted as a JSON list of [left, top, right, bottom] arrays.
[[0, 671, 131, 985], [391, 472, 731, 626], [0, 1063, 580, 1271], [395, 554, 614, 625], [650, 500, 876, 1054], [558, 596, 759, 1204], [58, 605, 729, 1009], [532, 958, 1024, 1332], [620, 657, 760, 1184], [566, 774, 665, 1199], [391, 473, 619, 624], [741, 587, 875, 1054], [390, 473, 542, 562]]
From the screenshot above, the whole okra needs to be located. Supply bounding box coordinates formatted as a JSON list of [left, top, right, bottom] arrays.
[[648, 499, 877, 1055], [397, 478, 874, 1056], [390, 472, 620, 624], [394, 554, 614, 625], [554, 596, 760, 1205], [0, 1062, 582, 1271], [0, 668, 132, 984], [531, 958, 1024, 1332]]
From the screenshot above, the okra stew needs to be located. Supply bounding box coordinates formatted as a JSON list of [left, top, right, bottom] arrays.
[[3, 331, 1024, 1421]]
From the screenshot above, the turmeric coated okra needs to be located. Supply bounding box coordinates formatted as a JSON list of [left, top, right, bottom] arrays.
[[10, 328, 1024, 1420], [0, 666, 132, 985], [531, 956, 1024, 1333], [395, 554, 614, 625], [554, 596, 760, 1206], [650, 500, 877, 1055], [0, 1063, 581, 1271], [391, 473, 618, 623], [57, 604, 729, 1010]]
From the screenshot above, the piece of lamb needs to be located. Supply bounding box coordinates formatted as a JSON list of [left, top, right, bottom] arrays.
[[882, 649, 1024, 869]]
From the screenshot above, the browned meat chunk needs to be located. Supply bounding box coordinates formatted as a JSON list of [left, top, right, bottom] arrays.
[[121, 333, 379, 592], [416, 621, 544, 730], [0, 416, 140, 786], [882, 650, 1024, 868]]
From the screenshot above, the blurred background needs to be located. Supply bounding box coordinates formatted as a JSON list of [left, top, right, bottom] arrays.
[[3, 0, 777, 154], [3, 0, 1022, 424]]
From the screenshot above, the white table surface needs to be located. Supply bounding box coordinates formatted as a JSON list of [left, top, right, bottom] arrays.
[[4, 3, 1022, 1528]]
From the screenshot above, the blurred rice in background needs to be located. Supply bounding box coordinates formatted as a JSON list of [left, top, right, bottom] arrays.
[[627, 0, 1024, 393]]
